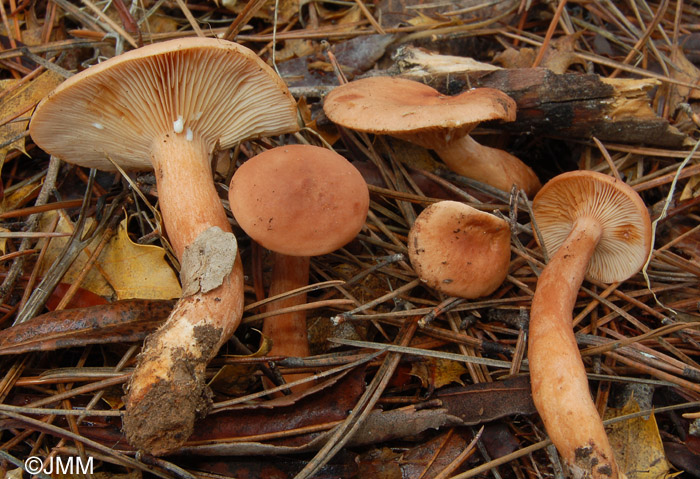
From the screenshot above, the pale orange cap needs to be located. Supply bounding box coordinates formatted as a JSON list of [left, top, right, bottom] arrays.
[[30, 37, 299, 172], [408, 200, 511, 298], [229, 145, 369, 257], [532, 170, 652, 283], [323, 76, 516, 149]]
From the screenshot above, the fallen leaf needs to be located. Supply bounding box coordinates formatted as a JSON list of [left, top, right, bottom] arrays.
[[0, 70, 64, 170], [401, 429, 476, 479], [0, 299, 174, 355], [0, 181, 41, 214], [221, 0, 297, 24], [43, 282, 109, 311], [606, 395, 672, 479], [493, 34, 585, 74], [45, 282, 110, 310], [410, 356, 468, 391], [0, 227, 9, 254], [493, 46, 537, 69], [406, 11, 444, 27], [97, 217, 182, 300], [679, 174, 700, 202], [37, 210, 115, 299], [437, 375, 537, 425], [209, 334, 272, 396], [664, 441, 700, 477], [275, 39, 318, 63], [143, 13, 180, 34]]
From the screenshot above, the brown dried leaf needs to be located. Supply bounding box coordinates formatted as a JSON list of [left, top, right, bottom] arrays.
[[436, 375, 536, 424], [670, 46, 700, 102], [494, 34, 585, 74], [45, 282, 109, 310], [359, 429, 474, 479], [493, 46, 536, 70], [221, 0, 298, 24], [0, 299, 174, 355]]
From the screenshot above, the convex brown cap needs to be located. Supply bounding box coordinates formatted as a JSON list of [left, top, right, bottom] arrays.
[[229, 145, 369, 256], [408, 200, 511, 298], [323, 76, 541, 196], [532, 170, 652, 283], [29, 37, 299, 171], [323, 76, 514, 149]]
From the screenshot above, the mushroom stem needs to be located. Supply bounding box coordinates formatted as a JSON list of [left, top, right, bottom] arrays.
[[124, 133, 245, 455], [151, 134, 229, 257], [434, 134, 541, 197], [529, 215, 621, 479], [264, 252, 312, 393]]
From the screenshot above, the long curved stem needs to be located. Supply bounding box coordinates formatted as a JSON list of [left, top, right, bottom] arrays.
[[434, 134, 541, 197], [529, 216, 621, 479], [124, 133, 245, 456]]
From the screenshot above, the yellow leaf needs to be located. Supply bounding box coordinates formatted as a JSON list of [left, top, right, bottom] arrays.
[[606, 396, 672, 479], [97, 218, 181, 300], [0, 227, 9, 254], [407, 11, 443, 27], [209, 333, 272, 395], [0, 70, 64, 170], [410, 357, 467, 390], [37, 210, 114, 298], [143, 13, 180, 34], [0, 182, 41, 214], [680, 174, 700, 202]]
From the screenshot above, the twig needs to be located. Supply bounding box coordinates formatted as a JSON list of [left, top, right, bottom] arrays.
[[294, 318, 419, 479]]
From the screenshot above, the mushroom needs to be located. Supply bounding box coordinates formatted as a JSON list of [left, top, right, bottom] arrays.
[[408, 200, 511, 298], [29, 37, 300, 455], [529, 170, 652, 479], [229, 144, 369, 391], [323, 76, 541, 197]]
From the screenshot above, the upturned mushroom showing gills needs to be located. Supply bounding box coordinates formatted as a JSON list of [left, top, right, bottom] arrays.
[[229, 144, 369, 392], [29, 37, 300, 455], [408, 200, 511, 299], [529, 170, 652, 479], [323, 76, 541, 197]]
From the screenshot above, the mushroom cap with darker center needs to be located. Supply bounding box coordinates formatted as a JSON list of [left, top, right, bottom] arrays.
[[408, 200, 511, 299], [323, 76, 516, 149], [29, 37, 299, 171], [229, 145, 369, 257], [532, 170, 652, 283]]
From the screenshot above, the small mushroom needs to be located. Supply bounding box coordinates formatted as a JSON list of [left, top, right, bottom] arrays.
[[229, 144, 369, 391], [408, 200, 511, 299], [323, 76, 541, 197], [529, 170, 652, 479], [29, 37, 300, 455]]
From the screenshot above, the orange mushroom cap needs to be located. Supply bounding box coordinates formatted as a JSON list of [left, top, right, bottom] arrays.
[[532, 170, 652, 283], [29, 37, 299, 172], [229, 145, 369, 257], [408, 200, 511, 298], [323, 76, 516, 149]]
